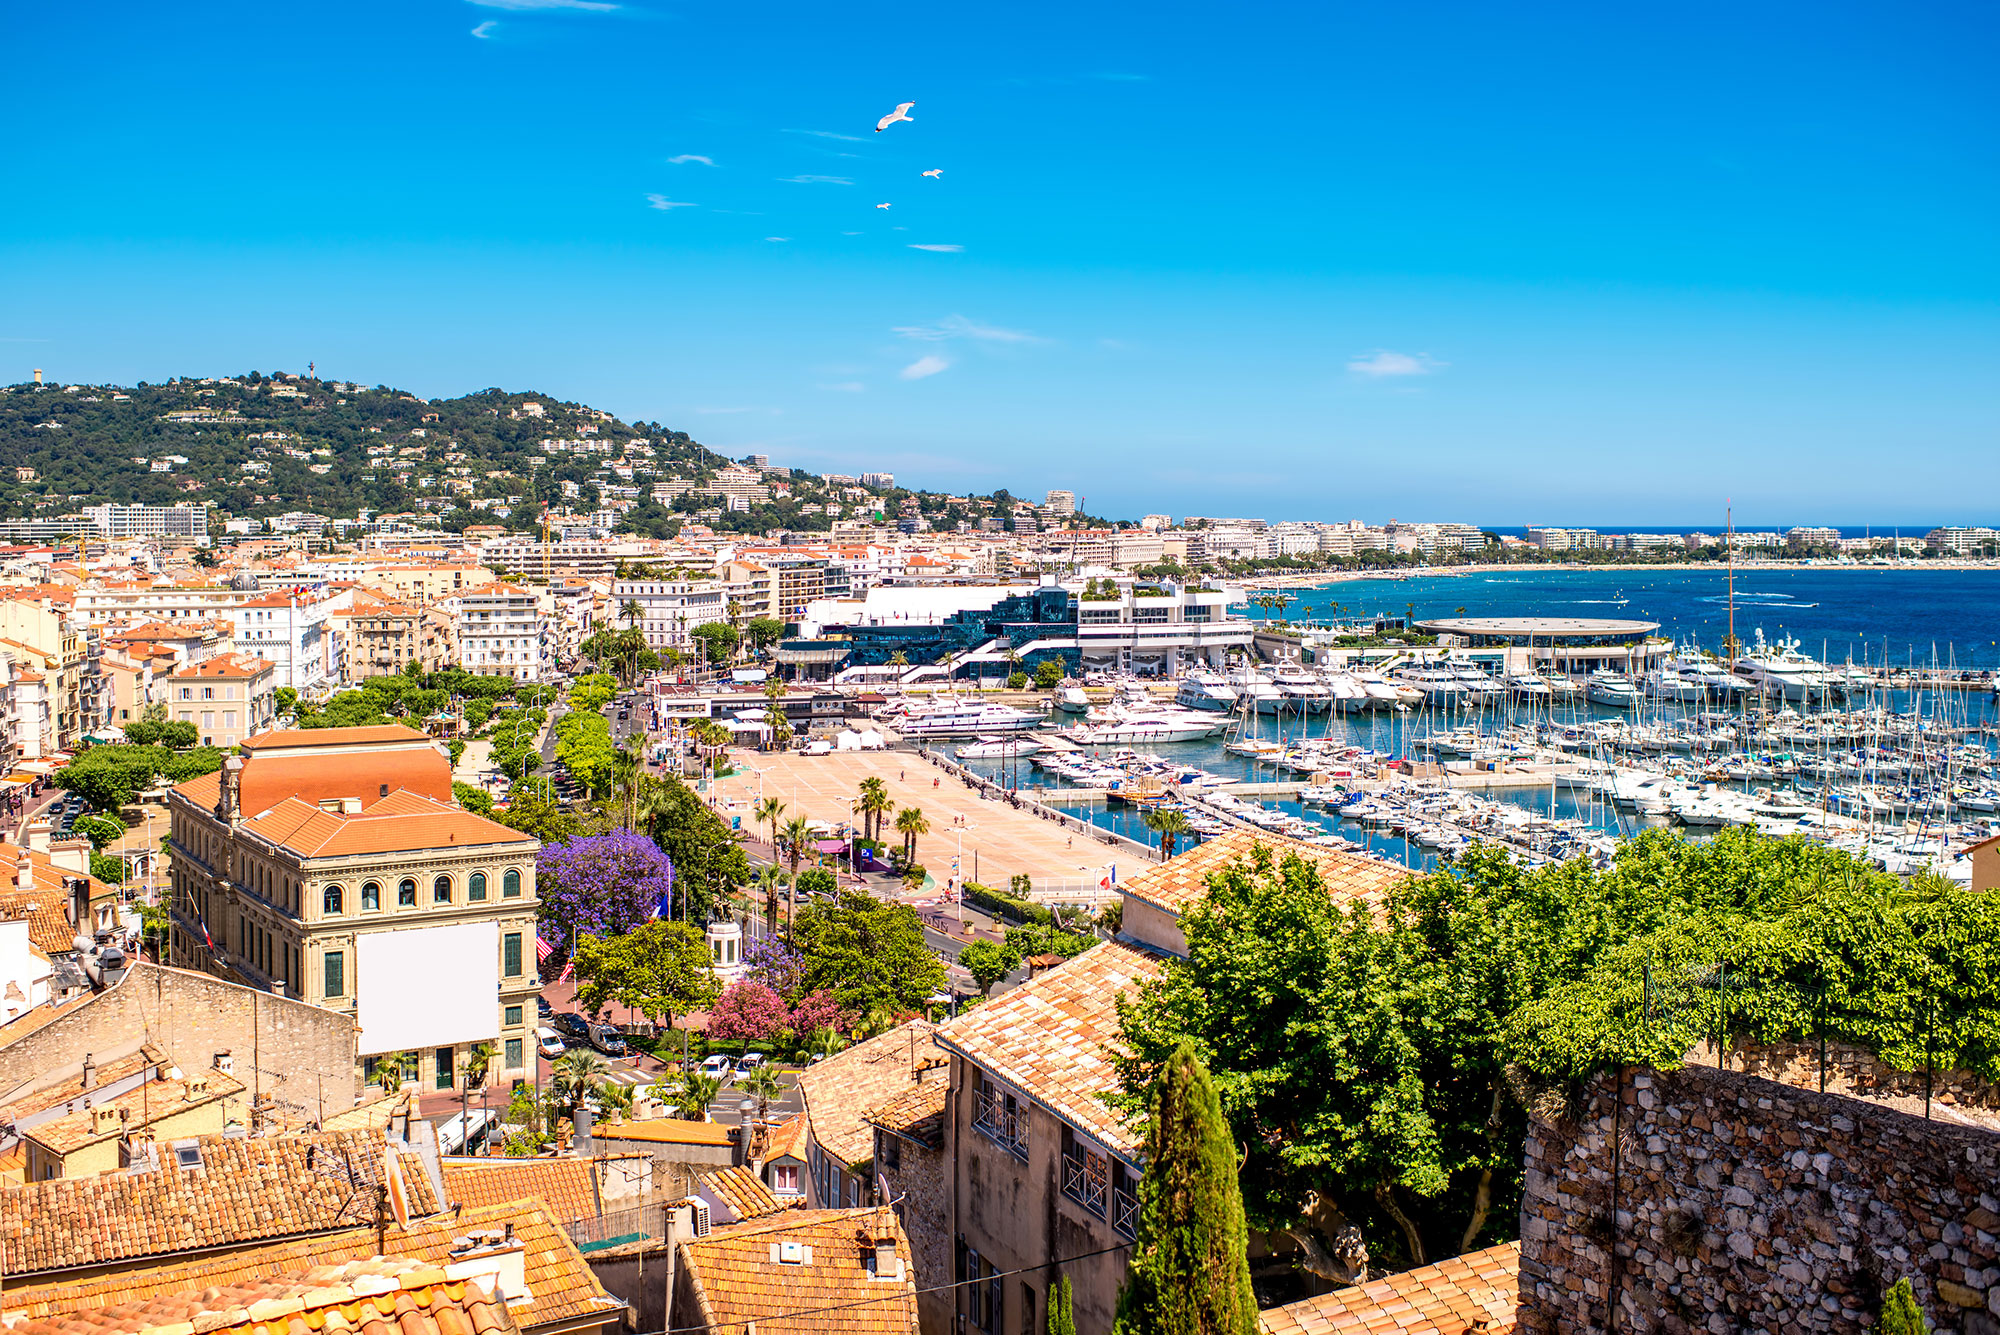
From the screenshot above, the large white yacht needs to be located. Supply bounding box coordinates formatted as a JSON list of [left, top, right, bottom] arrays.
[[1353, 671, 1422, 711], [1733, 631, 1832, 702], [1063, 701, 1229, 744], [1585, 670, 1642, 708], [1233, 670, 1287, 716], [881, 699, 1044, 737], [1642, 667, 1708, 703], [1270, 668, 1334, 713], [1174, 669, 1239, 712], [1664, 649, 1749, 700], [1396, 667, 1468, 705]]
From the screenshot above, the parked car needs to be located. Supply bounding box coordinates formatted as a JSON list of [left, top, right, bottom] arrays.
[[698, 1053, 734, 1080], [734, 1053, 765, 1076], [536, 1026, 566, 1059], [536, 996, 553, 1018], [551, 1012, 590, 1040], [586, 1022, 628, 1057]]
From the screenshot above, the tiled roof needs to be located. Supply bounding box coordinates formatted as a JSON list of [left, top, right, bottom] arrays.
[[864, 1081, 946, 1151], [1258, 1243, 1521, 1335], [443, 1158, 598, 1225], [677, 1207, 918, 1335], [0, 1199, 617, 1333], [0, 842, 116, 954], [240, 725, 436, 751], [764, 1116, 807, 1164], [4, 1256, 517, 1335], [696, 1164, 789, 1222], [0, 1130, 426, 1278], [176, 732, 456, 816], [25, 1068, 245, 1156], [934, 941, 1163, 1158], [1120, 829, 1406, 918], [171, 653, 274, 680], [594, 1118, 735, 1148], [0, 995, 87, 1046], [238, 793, 534, 858], [796, 1022, 942, 1169]]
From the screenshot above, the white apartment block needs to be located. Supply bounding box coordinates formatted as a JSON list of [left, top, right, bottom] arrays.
[[451, 587, 551, 682], [231, 590, 335, 696], [612, 579, 733, 652], [82, 503, 210, 545]]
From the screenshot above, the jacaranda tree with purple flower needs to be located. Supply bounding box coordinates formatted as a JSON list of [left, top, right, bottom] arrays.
[[537, 830, 675, 966], [743, 936, 806, 1000]]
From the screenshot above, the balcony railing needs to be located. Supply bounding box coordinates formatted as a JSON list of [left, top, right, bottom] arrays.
[[971, 1086, 1028, 1160], [1112, 1186, 1139, 1238], [1061, 1148, 1107, 1217]]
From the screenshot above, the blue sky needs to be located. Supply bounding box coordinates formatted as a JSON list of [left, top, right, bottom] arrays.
[[5, 1, 1997, 525]]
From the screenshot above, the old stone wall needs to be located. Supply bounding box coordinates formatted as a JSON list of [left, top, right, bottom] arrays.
[[0, 962, 360, 1117], [878, 1126, 952, 1335], [1519, 1063, 2000, 1335], [1690, 1036, 2000, 1113]]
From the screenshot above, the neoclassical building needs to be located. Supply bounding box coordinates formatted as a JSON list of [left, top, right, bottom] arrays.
[[167, 725, 541, 1094]]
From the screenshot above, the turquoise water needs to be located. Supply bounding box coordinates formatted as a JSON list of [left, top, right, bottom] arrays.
[[1256, 566, 2000, 671]]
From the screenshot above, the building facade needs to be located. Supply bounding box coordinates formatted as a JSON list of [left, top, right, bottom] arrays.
[[168, 653, 278, 749], [450, 586, 551, 682]]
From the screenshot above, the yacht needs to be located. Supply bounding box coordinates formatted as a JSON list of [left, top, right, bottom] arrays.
[[1585, 671, 1642, 708], [956, 736, 1045, 759], [1269, 668, 1334, 713], [1353, 671, 1422, 711], [1053, 680, 1092, 713], [1733, 631, 1833, 702], [1642, 668, 1708, 703], [1068, 701, 1229, 744], [1397, 667, 1468, 705], [1174, 669, 1239, 712], [881, 700, 1044, 737], [1506, 673, 1554, 704], [1322, 672, 1371, 713], [1662, 650, 1747, 701], [1233, 671, 1287, 716], [1447, 664, 1506, 706]]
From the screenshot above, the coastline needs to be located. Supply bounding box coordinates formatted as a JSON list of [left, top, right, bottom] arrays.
[[1237, 560, 2000, 591]]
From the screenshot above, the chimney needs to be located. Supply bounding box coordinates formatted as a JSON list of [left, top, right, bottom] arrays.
[[48, 838, 89, 875], [874, 1236, 898, 1278], [572, 1107, 593, 1156], [81, 1052, 96, 1090], [217, 755, 245, 825], [23, 820, 51, 854], [14, 851, 32, 895]]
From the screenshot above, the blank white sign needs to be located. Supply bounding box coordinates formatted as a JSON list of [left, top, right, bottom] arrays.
[[355, 920, 500, 1057]]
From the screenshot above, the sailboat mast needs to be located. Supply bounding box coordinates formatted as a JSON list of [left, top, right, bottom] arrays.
[[1723, 502, 1737, 661]]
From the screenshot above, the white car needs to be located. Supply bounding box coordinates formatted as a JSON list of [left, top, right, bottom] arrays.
[[698, 1053, 734, 1080], [536, 1027, 566, 1060], [735, 1053, 766, 1076]]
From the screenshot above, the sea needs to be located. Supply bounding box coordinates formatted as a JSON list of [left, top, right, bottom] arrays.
[[949, 567, 2000, 874]]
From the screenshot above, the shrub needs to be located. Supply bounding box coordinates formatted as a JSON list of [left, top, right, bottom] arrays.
[[962, 881, 1054, 926]]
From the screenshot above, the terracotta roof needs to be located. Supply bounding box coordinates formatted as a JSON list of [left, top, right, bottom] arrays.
[[0, 1129, 430, 1278], [696, 1164, 789, 1222], [170, 653, 273, 680], [677, 1207, 918, 1335], [0, 842, 116, 954], [1120, 829, 1406, 919], [238, 793, 534, 858], [593, 1118, 735, 1148], [0, 1200, 614, 1334], [763, 1116, 807, 1164], [0, 995, 88, 1046], [442, 1158, 598, 1224], [1258, 1243, 1521, 1335], [176, 731, 456, 818], [863, 1081, 946, 1151], [240, 725, 436, 752], [4, 1256, 518, 1335], [934, 941, 1163, 1158], [795, 1023, 941, 1171]]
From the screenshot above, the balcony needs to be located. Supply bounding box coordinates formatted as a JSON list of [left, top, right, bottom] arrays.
[[1061, 1148, 1107, 1217], [971, 1085, 1028, 1160], [1113, 1186, 1139, 1238]]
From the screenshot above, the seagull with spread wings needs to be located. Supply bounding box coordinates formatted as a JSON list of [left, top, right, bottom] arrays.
[[921, 169, 942, 179], [876, 202, 892, 209], [875, 102, 915, 132]]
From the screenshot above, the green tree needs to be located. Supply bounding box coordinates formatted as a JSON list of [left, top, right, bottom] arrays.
[[571, 919, 722, 1029], [552, 1049, 607, 1112], [90, 852, 126, 884], [738, 1065, 787, 1121], [1875, 1279, 1930, 1335], [856, 777, 893, 844], [672, 1070, 723, 1121], [1112, 1040, 1257, 1335], [646, 776, 751, 923], [689, 621, 739, 665], [958, 940, 1021, 997], [157, 720, 198, 749], [756, 796, 787, 855], [894, 806, 931, 864], [496, 790, 585, 845], [1142, 807, 1192, 858], [1046, 1274, 1076, 1335], [1034, 660, 1063, 689], [746, 616, 785, 654], [791, 888, 948, 1016], [72, 812, 126, 849]]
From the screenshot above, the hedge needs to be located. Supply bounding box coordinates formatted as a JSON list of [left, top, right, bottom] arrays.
[[962, 881, 1054, 926]]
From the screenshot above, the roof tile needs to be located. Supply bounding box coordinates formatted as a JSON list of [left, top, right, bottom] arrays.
[[1258, 1242, 1521, 1335]]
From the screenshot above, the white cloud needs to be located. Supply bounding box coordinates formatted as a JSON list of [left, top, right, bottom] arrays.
[[893, 314, 1038, 343], [667, 154, 713, 166], [907, 243, 963, 253], [899, 355, 951, 381], [469, 0, 615, 9], [1346, 349, 1441, 378], [818, 381, 866, 393], [645, 193, 695, 210], [471, 19, 498, 37], [788, 128, 866, 142], [782, 174, 852, 185], [764, 236, 791, 242]]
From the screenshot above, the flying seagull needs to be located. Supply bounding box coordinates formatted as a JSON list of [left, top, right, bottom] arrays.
[[876, 202, 892, 209], [921, 169, 942, 179], [875, 102, 915, 132]]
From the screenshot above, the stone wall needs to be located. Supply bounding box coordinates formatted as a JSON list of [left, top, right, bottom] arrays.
[[0, 962, 360, 1116], [1519, 1063, 2000, 1335], [1695, 1036, 2000, 1114], [877, 1125, 952, 1335]]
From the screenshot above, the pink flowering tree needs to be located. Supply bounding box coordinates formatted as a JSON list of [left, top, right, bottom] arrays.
[[788, 989, 851, 1038], [707, 982, 789, 1045]]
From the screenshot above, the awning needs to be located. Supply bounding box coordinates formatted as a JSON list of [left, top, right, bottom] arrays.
[[774, 644, 852, 664], [813, 839, 849, 854]]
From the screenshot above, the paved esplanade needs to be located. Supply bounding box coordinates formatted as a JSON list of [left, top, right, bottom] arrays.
[[709, 749, 1127, 891]]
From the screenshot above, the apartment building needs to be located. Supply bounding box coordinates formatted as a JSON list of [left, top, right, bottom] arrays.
[[611, 578, 731, 653], [165, 725, 542, 1093], [230, 590, 334, 696], [0, 594, 86, 749], [81, 503, 210, 545], [168, 653, 278, 749], [355, 562, 498, 603], [334, 589, 455, 682], [449, 585, 550, 682]]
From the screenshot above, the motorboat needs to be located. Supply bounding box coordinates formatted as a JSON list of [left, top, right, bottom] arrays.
[[1585, 671, 1642, 708], [1733, 631, 1833, 702], [881, 700, 1044, 737], [1174, 669, 1239, 711], [1396, 667, 1468, 705], [1353, 672, 1422, 711], [1053, 680, 1091, 713], [1269, 668, 1334, 713], [1233, 671, 1287, 716], [1507, 673, 1554, 703], [957, 736, 1046, 759], [1064, 703, 1228, 744]]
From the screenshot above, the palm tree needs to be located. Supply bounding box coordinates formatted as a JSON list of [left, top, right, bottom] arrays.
[[374, 1050, 416, 1094], [552, 1050, 607, 1113], [620, 598, 644, 629], [779, 815, 815, 934], [595, 1079, 636, 1121], [755, 797, 787, 857], [674, 1070, 723, 1121], [857, 777, 892, 844], [738, 1066, 786, 1122], [611, 746, 643, 828], [894, 806, 931, 865], [635, 775, 675, 845], [754, 865, 790, 936], [1143, 807, 1193, 858], [459, 1041, 497, 1149]]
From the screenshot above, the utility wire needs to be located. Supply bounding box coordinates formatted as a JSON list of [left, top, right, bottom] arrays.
[[645, 1239, 1135, 1334]]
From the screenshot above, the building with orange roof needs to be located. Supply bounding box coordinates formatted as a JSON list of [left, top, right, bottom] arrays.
[[669, 1206, 919, 1335], [231, 588, 334, 694], [168, 653, 277, 749], [166, 725, 541, 1094], [0, 1042, 246, 1182], [1258, 1242, 1521, 1335], [0, 595, 84, 748], [333, 587, 455, 683]]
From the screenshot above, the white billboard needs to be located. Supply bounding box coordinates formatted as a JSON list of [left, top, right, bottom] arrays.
[[355, 921, 501, 1057]]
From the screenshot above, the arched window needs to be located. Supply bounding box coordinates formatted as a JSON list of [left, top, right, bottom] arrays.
[[469, 872, 487, 902], [323, 885, 343, 915], [362, 881, 381, 911], [502, 869, 521, 899], [433, 875, 452, 904], [398, 878, 417, 907]]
